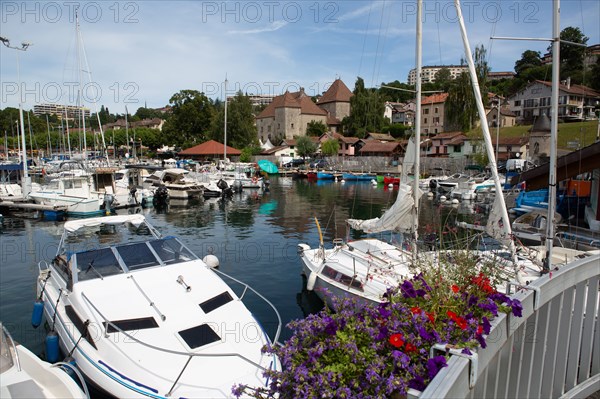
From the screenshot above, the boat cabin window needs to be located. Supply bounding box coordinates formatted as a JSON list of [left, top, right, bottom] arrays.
[[149, 238, 196, 264], [76, 248, 124, 282], [178, 324, 221, 349], [104, 317, 158, 334], [116, 242, 160, 271], [199, 292, 233, 313], [322, 265, 363, 290], [64, 179, 83, 189]]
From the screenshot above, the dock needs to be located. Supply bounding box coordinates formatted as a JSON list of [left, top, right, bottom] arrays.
[[0, 200, 67, 213]]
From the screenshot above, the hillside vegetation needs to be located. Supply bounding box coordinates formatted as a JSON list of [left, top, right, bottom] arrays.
[[469, 120, 599, 150]]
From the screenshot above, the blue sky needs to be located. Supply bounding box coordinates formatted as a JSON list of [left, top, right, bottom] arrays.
[[1, 1, 598, 115]]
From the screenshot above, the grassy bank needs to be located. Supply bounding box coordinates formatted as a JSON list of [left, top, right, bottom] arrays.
[[469, 120, 599, 150]]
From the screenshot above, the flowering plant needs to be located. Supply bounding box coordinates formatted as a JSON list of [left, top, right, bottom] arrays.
[[234, 252, 523, 398]]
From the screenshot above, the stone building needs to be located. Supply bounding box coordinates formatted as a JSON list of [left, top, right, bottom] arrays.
[[528, 113, 552, 164], [255, 79, 353, 143]]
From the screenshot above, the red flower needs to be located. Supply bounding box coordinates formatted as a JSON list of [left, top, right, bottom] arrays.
[[446, 310, 458, 320], [411, 306, 421, 315], [405, 342, 417, 353], [451, 284, 460, 293], [426, 312, 436, 324], [456, 317, 468, 330], [477, 325, 484, 335], [389, 333, 404, 348]]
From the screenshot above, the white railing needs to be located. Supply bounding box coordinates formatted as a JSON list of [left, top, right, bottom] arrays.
[[421, 254, 600, 399]]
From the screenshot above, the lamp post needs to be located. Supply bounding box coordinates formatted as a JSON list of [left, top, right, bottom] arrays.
[[1, 36, 32, 198]]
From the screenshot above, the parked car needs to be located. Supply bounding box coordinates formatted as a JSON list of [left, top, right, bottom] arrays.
[[283, 158, 305, 168], [309, 159, 329, 169]]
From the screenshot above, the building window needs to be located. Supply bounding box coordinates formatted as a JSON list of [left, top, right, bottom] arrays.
[[534, 142, 540, 154], [514, 100, 521, 106], [268, 125, 271, 132], [424, 118, 428, 124], [434, 107, 439, 114], [291, 123, 294, 128], [454, 145, 461, 152], [434, 129, 438, 133], [424, 109, 429, 114]]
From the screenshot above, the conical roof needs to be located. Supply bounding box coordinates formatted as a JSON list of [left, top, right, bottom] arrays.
[[529, 113, 551, 133], [319, 79, 353, 104]]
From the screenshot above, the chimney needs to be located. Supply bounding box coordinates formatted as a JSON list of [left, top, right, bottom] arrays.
[[566, 77, 571, 89]]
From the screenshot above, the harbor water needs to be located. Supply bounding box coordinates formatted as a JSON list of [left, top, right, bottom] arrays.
[[0, 177, 484, 384]]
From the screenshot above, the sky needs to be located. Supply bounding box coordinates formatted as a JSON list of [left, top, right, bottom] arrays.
[[1, 0, 599, 115]]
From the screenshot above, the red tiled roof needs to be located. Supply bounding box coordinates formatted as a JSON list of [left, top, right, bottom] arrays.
[[256, 90, 327, 119], [535, 80, 600, 97], [179, 140, 241, 156], [318, 79, 353, 104], [421, 93, 449, 105], [445, 135, 467, 146], [491, 136, 528, 145], [365, 132, 395, 141], [359, 142, 401, 153], [431, 131, 463, 140]]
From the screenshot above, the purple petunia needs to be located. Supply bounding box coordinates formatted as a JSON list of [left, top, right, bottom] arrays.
[[400, 280, 417, 298], [427, 356, 448, 379], [478, 299, 498, 316], [482, 316, 491, 335]]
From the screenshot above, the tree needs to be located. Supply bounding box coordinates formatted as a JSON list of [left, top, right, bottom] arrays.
[[162, 90, 215, 147], [210, 91, 257, 149], [589, 57, 600, 91], [321, 139, 339, 156], [378, 80, 413, 103], [446, 45, 489, 132], [514, 50, 542, 76], [434, 68, 453, 91], [547, 26, 589, 83], [342, 77, 386, 137], [306, 120, 328, 136], [295, 135, 317, 159]]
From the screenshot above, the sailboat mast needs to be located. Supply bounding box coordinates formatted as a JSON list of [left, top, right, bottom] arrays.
[[224, 75, 228, 161], [125, 106, 130, 158], [411, 0, 422, 254], [544, 0, 560, 271], [454, 0, 517, 261], [75, 11, 87, 165]]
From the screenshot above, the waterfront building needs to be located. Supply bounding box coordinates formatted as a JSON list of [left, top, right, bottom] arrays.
[[407, 65, 467, 85]]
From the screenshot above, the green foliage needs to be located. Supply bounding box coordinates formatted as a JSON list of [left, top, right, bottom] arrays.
[[162, 90, 215, 147], [321, 139, 339, 156], [211, 91, 257, 149], [434, 67, 454, 91], [239, 144, 262, 162], [446, 45, 489, 132], [383, 124, 411, 139], [342, 77, 387, 137], [295, 135, 317, 158], [306, 120, 328, 136], [378, 80, 413, 103], [514, 50, 542, 76]]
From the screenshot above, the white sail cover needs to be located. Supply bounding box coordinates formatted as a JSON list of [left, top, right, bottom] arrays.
[[347, 183, 423, 233], [485, 194, 512, 246], [401, 136, 417, 183]]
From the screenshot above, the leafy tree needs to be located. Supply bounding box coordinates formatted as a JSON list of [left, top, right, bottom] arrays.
[[295, 135, 317, 159], [342, 77, 386, 137], [135, 107, 162, 120], [321, 139, 339, 156], [589, 57, 600, 91], [162, 90, 215, 147], [239, 144, 262, 162], [383, 124, 411, 139], [549, 27, 588, 79], [434, 68, 453, 91], [211, 91, 257, 149], [378, 80, 413, 103], [514, 50, 542, 76], [306, 120, 328, 136], [446, 45, 489, 132]]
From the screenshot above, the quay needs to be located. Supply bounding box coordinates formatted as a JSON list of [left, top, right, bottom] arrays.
[[0, 199, 67, 213]]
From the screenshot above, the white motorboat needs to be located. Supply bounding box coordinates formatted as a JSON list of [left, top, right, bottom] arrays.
[[28, 176, 105, 216], [35, 214, 280, 398], [0, 322, 88, 399], [145, 168, 203, 200]]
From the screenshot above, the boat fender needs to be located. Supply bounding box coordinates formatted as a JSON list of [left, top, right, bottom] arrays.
[[297, 243, 310, 254], [203, 254, 219, 269], [440, 195, 447, 202], [45, 331, 60, 363], [306, 271, 317, 291], [32, 299, 44, 328]]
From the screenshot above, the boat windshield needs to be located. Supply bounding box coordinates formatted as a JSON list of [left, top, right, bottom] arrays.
[[74, 237, 197, 282]]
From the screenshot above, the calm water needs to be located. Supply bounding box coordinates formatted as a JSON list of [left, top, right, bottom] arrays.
[[0, 177, 483, 360]]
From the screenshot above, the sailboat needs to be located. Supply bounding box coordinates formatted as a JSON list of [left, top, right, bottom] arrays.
[[297, 2, 426, 306]]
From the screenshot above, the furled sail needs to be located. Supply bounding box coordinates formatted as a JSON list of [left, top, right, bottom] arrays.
[[347, 183, 422, 233], [401, 136, 417, 183], [485, 194, 512, 247]]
